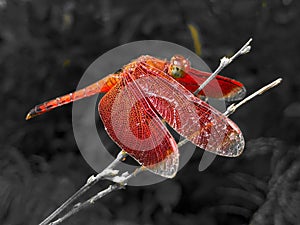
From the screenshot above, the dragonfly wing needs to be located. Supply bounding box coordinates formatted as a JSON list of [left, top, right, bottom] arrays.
[[99, 72, 179, 178], [176, 67, 246, 101], [136, 63, 244, 157]]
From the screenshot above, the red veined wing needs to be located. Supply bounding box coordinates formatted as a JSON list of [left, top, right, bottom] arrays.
[[176, 67, 246, 101], [136, 62, 245, 157], [98, 70, 179, 178]]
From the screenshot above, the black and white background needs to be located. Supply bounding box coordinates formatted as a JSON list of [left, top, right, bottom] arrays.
[[0, 0, 299, 225]]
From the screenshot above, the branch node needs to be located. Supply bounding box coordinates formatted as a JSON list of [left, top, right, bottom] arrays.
[[220, 57, 231, 67], [241, 46, 251, 55]]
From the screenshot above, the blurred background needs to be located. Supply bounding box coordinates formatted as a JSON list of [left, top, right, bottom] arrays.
[[1, 0, 299, 224]]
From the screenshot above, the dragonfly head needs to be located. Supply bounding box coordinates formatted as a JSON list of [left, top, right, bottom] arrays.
[[169, 55, 191, 78]]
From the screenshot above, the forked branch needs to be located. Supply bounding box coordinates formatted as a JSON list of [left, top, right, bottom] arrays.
[[49, 167, 143, 225], [39, 151, 127, 225], [38, 38, 281, 225]]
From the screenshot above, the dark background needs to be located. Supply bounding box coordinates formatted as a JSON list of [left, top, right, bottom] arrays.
[[1, 0, 300, 225]]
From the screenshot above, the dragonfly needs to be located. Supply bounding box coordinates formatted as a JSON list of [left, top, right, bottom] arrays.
[[26, 55, 246, 178]]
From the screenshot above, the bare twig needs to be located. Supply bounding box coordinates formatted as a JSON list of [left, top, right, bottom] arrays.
[[49, 167, 143, 225], [179, 39, 281, 148], [39, 150, 127, 225], [193, 38, 252, 96], [224, 78, 282, 116], [179, 38, 253, 148], [178, 78, 282, 148]]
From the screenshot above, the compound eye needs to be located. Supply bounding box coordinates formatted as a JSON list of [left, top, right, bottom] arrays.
[[169, 55, 190, 78], [170, 55, 191, 70]]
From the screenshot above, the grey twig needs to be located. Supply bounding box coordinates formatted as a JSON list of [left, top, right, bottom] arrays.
[[224, 78, 282, 116], [179, 39, 282, 148], [193, 38, 252, 96], [39, 150, 127, 225], [48, 167, 143, 225], [179, 38, 253, 148]]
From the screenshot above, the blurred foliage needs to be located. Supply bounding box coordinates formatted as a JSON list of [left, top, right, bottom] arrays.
[[0, 0, 300, 225]]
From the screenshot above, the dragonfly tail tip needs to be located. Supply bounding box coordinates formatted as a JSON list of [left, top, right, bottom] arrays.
[[25, 109, 37, 120], [25, 113, 32, 120]]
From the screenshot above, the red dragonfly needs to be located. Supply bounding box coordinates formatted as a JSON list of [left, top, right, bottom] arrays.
[[26, 55, 245, 178]]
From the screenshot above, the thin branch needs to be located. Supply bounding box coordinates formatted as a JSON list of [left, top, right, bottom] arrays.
[[178, 38, 253, 148], [224, 78, 282, 116], [178, 78, 282, 148], [193, 38, 252, 96], [49, 167, 143, 225], [39, 150, 127, 225]]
